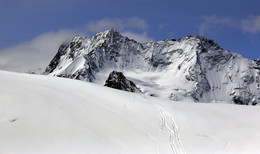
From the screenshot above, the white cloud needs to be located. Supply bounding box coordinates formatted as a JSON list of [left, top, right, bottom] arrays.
[[0, 30, 74, 72], [87, 17, 152, 42], [0, 17, 152, 72], [87, 17, 147, 33], [199, 15, 236, 35], [241, 15, 260, 34], [122, 31, 152, 43]]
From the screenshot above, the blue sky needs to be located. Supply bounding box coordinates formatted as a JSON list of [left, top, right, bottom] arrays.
[[0, 0, 260, 71]]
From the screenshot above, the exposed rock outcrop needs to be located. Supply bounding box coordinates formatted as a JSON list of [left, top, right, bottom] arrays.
[[104, 71, 141, 93]]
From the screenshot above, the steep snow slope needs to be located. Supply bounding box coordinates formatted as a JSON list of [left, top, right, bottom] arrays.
[[44, 29, 260, 105], [1, 70, 260, 154]]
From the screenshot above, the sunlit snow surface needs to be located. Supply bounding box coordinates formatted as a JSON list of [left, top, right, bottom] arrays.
[[1, 70, 260, 154]]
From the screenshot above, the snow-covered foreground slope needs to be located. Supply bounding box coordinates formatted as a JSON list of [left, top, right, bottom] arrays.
[[1, 70, 260, 154]]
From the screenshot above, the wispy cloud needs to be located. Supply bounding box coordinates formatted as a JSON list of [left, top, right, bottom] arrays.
[[199, 14, 260, 35], [87, 17, 147, 33], [199, 15, 236, 35], [87, 17, 152, 43], [241, 15, 260, 34], [0, 30, 74, 72]]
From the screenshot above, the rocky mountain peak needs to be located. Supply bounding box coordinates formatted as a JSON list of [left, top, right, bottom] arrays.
[[93, 29, 124, 42]]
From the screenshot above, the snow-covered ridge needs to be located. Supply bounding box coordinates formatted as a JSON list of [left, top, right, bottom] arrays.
[[44, 29, 260, 105]]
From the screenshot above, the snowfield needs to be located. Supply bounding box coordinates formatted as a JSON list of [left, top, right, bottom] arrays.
[[1, 70, 260, 154]]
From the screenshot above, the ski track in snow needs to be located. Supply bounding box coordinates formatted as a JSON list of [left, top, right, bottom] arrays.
[[158, 106, 185, 154], [142, 95, 186, 154]]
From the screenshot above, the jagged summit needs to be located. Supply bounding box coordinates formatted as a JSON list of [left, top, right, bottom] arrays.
[[44, 30, 260, 105]]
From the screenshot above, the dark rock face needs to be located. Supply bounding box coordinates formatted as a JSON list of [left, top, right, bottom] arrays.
[[233, 96, 245, 105], [104, 71, 142, 93], [254, 59, 260, 70], [255, 59, 260, 65]]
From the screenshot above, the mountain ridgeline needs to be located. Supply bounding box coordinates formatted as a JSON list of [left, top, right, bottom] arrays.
[[44, 29, 260, 105]]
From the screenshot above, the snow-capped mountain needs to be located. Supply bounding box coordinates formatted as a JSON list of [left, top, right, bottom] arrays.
[[44, 29, 260, 105]]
